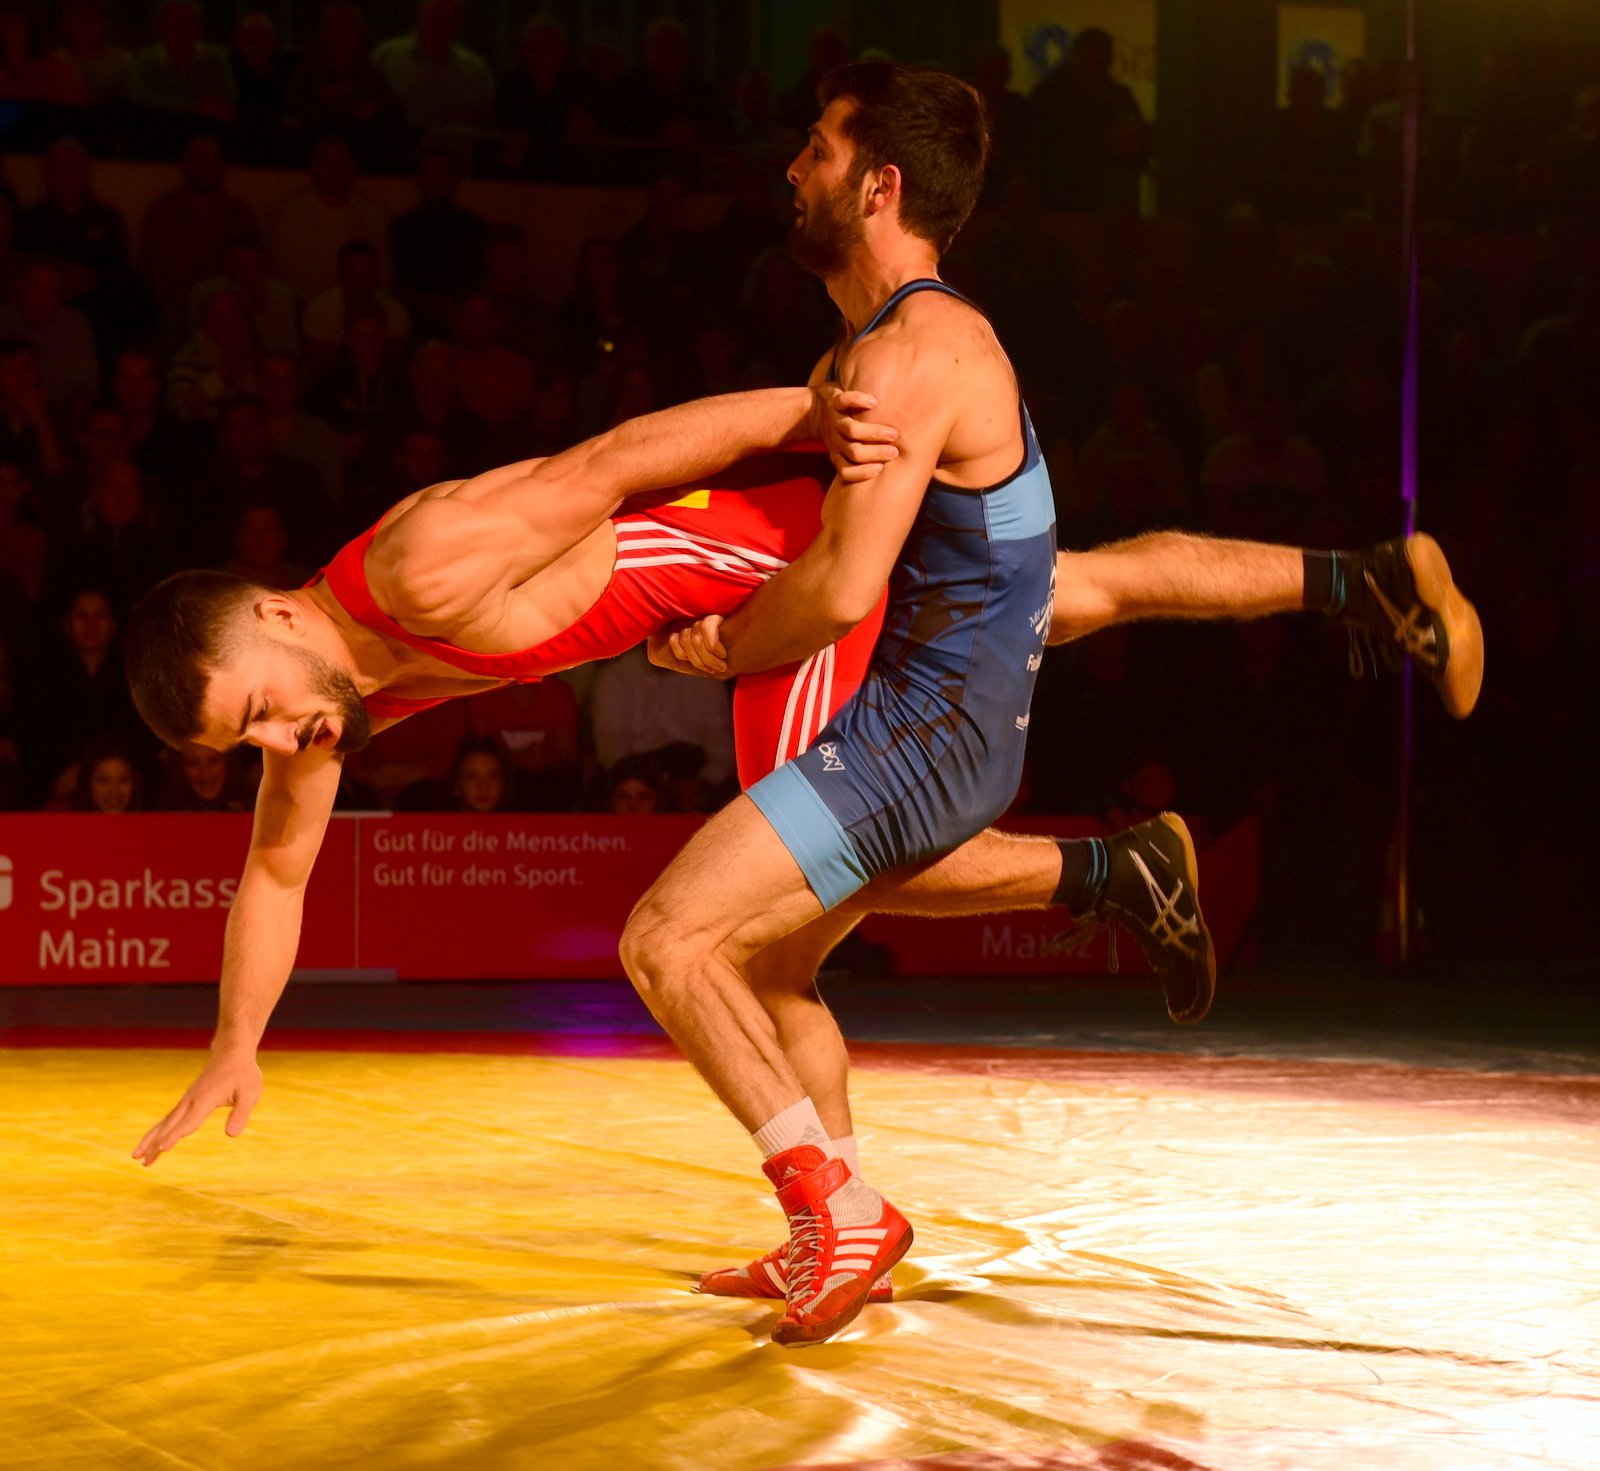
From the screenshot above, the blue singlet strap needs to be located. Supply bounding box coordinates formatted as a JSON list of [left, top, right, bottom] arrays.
[[850, 278, 969, 345]]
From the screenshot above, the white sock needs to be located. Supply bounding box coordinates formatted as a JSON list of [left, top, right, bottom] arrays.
[[752, 1097, 835, 1161], [830, 1134, 859, 1174]]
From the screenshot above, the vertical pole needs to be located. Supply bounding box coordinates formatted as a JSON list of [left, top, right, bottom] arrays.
[[1396, 0, 1420, 963]]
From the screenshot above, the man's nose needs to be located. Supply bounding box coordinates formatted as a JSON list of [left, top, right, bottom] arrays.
[[251, 720, 300, 755]]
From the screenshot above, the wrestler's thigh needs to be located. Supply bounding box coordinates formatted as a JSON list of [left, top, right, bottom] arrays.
[[836, 828, 1061, 919], [628, 794, 826, 962]]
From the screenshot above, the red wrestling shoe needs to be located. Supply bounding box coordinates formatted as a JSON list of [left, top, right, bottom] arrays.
[[760, 1144, 912, 1346], [698, 1241, 894, 1303]]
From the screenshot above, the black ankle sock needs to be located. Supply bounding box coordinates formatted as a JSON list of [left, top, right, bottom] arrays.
[[1054, 837, 1111, 914], [1303, 550, 1344, 614]]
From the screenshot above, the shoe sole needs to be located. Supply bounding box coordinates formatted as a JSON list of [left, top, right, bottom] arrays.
[[698, 1273, 894, 1304], [772, 1226, 913, 1346], [1158, 812, 1216, 1026], [1407, 533, 1484, 719]]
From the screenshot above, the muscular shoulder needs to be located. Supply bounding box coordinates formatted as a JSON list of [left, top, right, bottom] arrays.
[[368, 487, 504, 635], [841, 291, 1008, 392]]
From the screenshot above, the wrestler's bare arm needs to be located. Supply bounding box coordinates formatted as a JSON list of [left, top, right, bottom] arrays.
[[373, 387, 895, 636], [704, 333, 962, 675], [132, 743, 346, 1166]]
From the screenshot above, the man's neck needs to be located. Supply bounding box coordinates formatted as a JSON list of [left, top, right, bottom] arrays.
[[298, 582, 402, 697], [825, 239, 942, 339]]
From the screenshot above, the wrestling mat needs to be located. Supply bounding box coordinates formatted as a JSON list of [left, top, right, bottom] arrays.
[[4, 1027, 1597, 1471]]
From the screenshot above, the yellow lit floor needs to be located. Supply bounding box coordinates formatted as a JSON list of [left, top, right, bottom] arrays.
[[4, 1042, 1599, 1471]]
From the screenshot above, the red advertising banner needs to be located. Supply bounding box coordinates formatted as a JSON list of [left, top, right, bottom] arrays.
[[353, 815, 703, 979], [0, 814, 356, 985], [0, 814, 1258, 984]]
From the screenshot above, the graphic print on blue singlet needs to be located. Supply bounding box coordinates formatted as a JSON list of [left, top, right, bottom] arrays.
[[748, 279, 1057, 908]]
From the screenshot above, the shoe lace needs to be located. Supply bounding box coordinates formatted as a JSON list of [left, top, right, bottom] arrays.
[[1352, 571, 1438, 679], [1126, 848, 1202, 955], [786, 1208, 822, 1301]]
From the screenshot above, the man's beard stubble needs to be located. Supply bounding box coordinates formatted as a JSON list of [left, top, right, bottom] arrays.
[[788, 175, 866, 278], [293, 643, 373, 753]]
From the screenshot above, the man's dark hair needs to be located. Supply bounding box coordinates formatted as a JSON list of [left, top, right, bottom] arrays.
[[337, 239, 379, 264], [818, 61, 989, 254], [125, 570, 270, 748]]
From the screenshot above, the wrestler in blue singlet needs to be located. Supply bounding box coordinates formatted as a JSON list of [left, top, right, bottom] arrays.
[[747, 279, 1057, 907]]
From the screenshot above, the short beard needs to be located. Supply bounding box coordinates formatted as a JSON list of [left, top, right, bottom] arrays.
[[292, 643, 373, 752], [789, 174, 866, 278]]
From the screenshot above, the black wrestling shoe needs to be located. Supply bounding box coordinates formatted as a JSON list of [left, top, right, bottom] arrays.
[[1341, 534, 1484, 719], [1100, 814, 1216, 1025]]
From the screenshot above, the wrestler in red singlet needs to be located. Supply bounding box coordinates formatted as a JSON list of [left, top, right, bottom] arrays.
[[311, 447, 886, 788]]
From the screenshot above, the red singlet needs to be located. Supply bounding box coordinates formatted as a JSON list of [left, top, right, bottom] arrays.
[[312, 446, 885, 786]]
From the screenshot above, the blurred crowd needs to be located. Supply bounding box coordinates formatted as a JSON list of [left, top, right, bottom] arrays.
[[0, 2, 1594, 962]]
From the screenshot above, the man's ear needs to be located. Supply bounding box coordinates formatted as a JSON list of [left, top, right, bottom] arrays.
[[865, 163, 902, 219], [254, 593, 304, 635]]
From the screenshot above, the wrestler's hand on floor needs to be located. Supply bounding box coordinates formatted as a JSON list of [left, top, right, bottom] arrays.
[[132, 1046, 263, 1167], [810, 385, 899, 483], [649, 615, 730, 678]]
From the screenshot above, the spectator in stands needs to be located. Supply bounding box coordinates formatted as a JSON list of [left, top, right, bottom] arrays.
[[189, 394, 330, 565], [16, 136, 146, 352], [1266, 64, 1348, 225], [523, 369, 577, 456], [308, 305, 403, 471], [284, 1, 399, 167], [559, 235, 634, 375], [0, 456, 44, 605], [259, 351, 341, 505], [110, 347, 190, 489], [1026, 26, 1147, 213], [128, 0, 237, 124], [1077, 380, 1191, 526], [0, 2, 86, 104], [495, 17, 591, 176], [159, 742, 247, 812], [616, 17, 727, 147], [1200, 380, 1328, 535], [739, 248, 832, 386], [590, 644, 735, 794], [15, 585, 141, 806], [370, 0, 493, 137], [606, 755, 664, 815], [229, 10, 294, 161], [465, 681, 579, 811], [1550, 86, 1600, 240], [70, 736, 142, 814], [451, 290, 532, 429], [575, 29, 627, 137], [53, 402, 153, 537], [390, 144, 488, 319], [269, 133, 387, 302], [341, 422, 445, 535], [218, 502, 309, 591], [449, 735, 511, 814], [378, 337, 478, 471], [0, 258, 98, 416], [167, 285, 261, 425], [476, 222, 554, 360], [774, 25, 847, 133], [0, 631, 17, 810], [136, 134, 258, 326], [970, 46, 1028, 196], [54, 457, 172, 610], [0, 338, 66, 480], [190, 234, 298, 357], [731, 66, 773, 146], [54, 0, 131, 107], [302, 240, 411, 372], [353, 699, 469, 808]]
